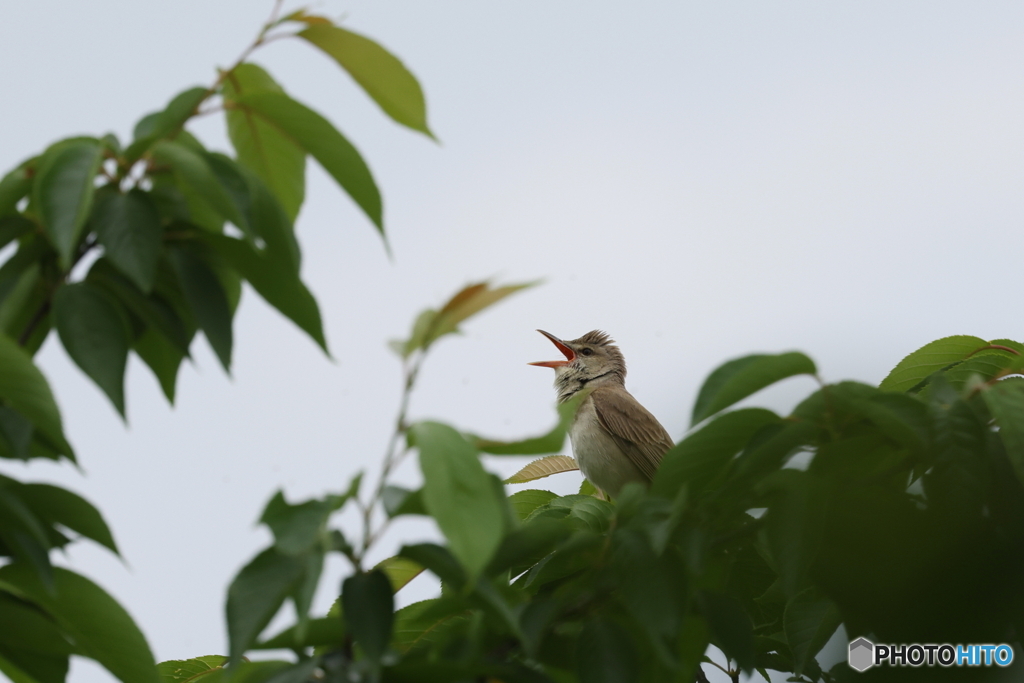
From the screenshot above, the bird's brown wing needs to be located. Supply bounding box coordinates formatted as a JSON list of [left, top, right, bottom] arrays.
[[591, 385, 675, 481]]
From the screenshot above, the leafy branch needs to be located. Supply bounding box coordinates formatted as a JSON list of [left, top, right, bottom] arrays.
[[356, 281, 536, 565]]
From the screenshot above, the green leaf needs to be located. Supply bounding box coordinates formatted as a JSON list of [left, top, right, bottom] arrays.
[[470, 576, 522, 643], [0, 334, 72, 458], [0, 216, 33, 253], [990, 338, 1024, 357], [854, 392, 929, 454], [53, 282, 131, 417], [230, 92, 382, 233], [0, 267, 52, 357], [731, 419, 817, 483], [259, 491, 342, 555], [676, 614, 711, 683], [517, 530, 603, 591], [373, 555, 424, 593], [0, 565, 158, 683], [126, 86, 208, 160], [290, 552, 324, 644], [130, 256, 199, 386], [879, 335, 988, 393], [201, 153, 255, 242], [0, 654, 40, 683], [152, 87, 209, 136], [0, 487, 54, 586], [150, 171, 221, 233], [203, 234, 326, 353], [697, 590, 755, 673], [254, 616, 343, 650], [398, 544, 467, 591], [0, 406, 34, 460], [475, 395, 582, 457], [225, 548, 306, 663], [982, 379, 1024, 486], [381, 486, 426, 517], [33, 141, 104, 267], [169, 247, 233, 372], [88, 259, 191, 355], [758, 469, 828, 596], [0, 160, 34, 218], [342, 569, 394, 664], [528, 494, 614, 533], [257, 660, 319, 683], [232, 163, 301, 271], [653, 408, 780, 498], [576, 618, 637, 683], [151, 140, 245, 230], [157, 655, 228, 682], [439, 282, 535, 335], [0, 591, 72, 683], [391, 599, 470, 653], [921, 353, 1015, 397], [486, 517, 573, 578], [783, 588, 841, 677], [298, 24, 433, 137], [507, 489, 557, 521], [0, 237, 49, 311], [18, 483, 118, 555], [222, 63, 306, 221], [692, 352, 817, 426], [924, 377, 989, 519], [395, 281, 537, 359], [92, 189, 163, 293], [412, 422, 506, 578], [389, 309, 434, 359], [100, 133, 122, 156], [158, 660, 293, 683], [504, 455, 578, 483], [609, 531, 683, 647], [134, 327, 188, 404], [275, 9, 332, 28]]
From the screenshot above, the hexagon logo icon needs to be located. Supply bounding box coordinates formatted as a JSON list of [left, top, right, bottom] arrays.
[[848, 637, 875, 672]]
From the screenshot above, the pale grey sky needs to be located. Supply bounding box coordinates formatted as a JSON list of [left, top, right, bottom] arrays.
[[2, 1, 1022, 681]]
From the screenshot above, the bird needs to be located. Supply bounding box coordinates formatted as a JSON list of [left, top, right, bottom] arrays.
[[529, 329, 675, 497]]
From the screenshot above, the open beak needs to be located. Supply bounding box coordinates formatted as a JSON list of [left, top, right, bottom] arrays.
[[528, 329, 575, 368]]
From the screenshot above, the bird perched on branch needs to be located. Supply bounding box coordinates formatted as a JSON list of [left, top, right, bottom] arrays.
[[530, 330, 674, 497]]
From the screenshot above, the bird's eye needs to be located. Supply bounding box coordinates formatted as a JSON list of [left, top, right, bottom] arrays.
[[580, 348, 594, 357]]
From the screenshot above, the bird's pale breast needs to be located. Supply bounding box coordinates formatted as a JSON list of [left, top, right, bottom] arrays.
[[569, 396, 647, 497]]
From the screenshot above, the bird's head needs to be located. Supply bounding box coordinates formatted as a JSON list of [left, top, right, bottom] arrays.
[[529, 329, 626, 400]]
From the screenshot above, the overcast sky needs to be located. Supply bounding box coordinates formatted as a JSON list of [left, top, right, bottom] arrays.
[[2, 1, 1023, 681]]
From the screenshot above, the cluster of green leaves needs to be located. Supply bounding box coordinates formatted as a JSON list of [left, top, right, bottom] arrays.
[[184, 334, 1024, 683], [0, 6, 433, 683], [0, 9, 432, 414]]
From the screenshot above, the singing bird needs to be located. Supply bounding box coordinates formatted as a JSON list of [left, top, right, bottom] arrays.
[[529, 330, 674, 497]]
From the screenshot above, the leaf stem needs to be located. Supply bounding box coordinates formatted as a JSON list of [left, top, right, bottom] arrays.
[[161, 3, 300, 147], [707, 659, 731, 676], [358, 351, 425, 563], [266, 0, 286, 27]]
